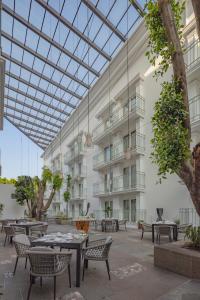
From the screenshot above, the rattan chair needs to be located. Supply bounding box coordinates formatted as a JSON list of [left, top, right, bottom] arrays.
[[141, 223, 152, 240], [155, 225, 173, 244], [30, 223, 48, 237], [3, 225, 15, 246], [13, 234, 31, 274], [94, 220, 102, 231], [82, 236, 112, 281], [118, 220, 127, 231], [102, 220, 116, 232], [26, 247, 72, 300]]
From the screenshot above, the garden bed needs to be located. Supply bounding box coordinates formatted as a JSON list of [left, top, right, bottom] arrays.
[[154, 240, 200, 278]]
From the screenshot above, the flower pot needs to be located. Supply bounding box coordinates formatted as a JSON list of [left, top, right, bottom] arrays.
[[75, 220, 90, 233]]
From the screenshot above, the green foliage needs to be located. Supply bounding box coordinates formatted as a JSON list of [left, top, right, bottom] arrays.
[[56, 211, 67, 219], [12, 176, 35, 206], [151, 79, 190, 177], [80, 203, 90, 217], [145, 0, 185, 77], [0, 203, 4, 216], [52, 173, 63, 190], [63, 175, 72, 203], [0, 177, 16, 184], [185, 226, 200, 248]]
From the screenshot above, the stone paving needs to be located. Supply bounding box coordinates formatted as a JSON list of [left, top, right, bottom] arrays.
[[0, 224, 200, 300]]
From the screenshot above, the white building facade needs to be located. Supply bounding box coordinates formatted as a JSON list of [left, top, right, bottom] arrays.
[[43, 1, 200, 224]]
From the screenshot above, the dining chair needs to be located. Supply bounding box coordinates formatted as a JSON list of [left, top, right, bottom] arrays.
[[3, 225, 15, 246], [141, 223, 152, 240], [118, 219, 127, 231], [30, 223, 48, 237], [13, 234, 31, 274], [155, 225, 173, 244], [82, 236, 112, 281], [26, 247, 72, 300]]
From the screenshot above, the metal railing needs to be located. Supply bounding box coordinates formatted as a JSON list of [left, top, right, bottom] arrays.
[[189, 95, 200, 124], [185, 39, 200, 71], [93, 133, 145, 169], [93, 172, 145, 196], [71, 188, 87, 200], [92, 94, 145, 142], [179, 208, 200, 226], [69, 165, 87, 179], [64, 143, 85, 164]]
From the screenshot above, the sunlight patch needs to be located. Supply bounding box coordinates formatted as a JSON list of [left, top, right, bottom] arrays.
[[111, 263, 146, 279]]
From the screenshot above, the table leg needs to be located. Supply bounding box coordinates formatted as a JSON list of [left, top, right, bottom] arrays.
[[173, 227, 178, 241], [26, 227, 29, 236], [152, 225, 154, 243], [76, 247, 81, 287]]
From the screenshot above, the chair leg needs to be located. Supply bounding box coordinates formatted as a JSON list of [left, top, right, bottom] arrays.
[[68, 264, 71, 288], [53, 276, 56, 300], [141, 231, 144, 240], [106, 260, 111, 280], [13, 257, 19, 275], [25, 257, 28, 269], [4, 235, 7, 247], [27, 275, 33, 300], [40, 277, 42, 287], [82, 259, 86, 281]]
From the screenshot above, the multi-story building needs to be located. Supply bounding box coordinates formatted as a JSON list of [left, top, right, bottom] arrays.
[[43, 1, 200, 223]]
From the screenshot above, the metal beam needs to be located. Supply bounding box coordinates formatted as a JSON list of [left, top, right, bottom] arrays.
[[5, 75, 70, 115], [14, 123, 55, 139], [5, 104, 61, 128], [2, 3, 100, 78], [2, 31, 90, 89], [129, 0, 144, 17], [5, 95, 66, 123], [5, 115, 45, 149], [28, 133, 52, 143], [5, 112, 58, 134], [81, 0, 126, 42], [2, 52, 82, 101], [35, 0, 111, 61]]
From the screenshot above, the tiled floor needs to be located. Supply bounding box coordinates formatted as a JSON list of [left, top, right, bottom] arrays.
[[0, 224, 199, 300]]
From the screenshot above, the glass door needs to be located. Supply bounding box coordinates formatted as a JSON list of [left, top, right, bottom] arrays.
[[131, 165, 136, 188], [123, 134, 129, 152], [72, 204, 75, 218], [123, 167, 129, 189], [131, 199, 136, 222], [123, 200, 130, 221]]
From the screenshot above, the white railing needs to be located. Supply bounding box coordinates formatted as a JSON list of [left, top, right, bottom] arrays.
[[71, 188, 87, 200], [93, 172, 145, 196], [93, 209, 147, 222], [69, 165, 87, 179], [64, 143, 85, 164], [185, 39, 200, 71], [93, 133, 145, 169], [92, 94, 145, 142], [189, 95, 200, 124]]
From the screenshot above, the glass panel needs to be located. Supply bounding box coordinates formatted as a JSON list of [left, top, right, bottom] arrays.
[[123, 200, 129, 221], [131, 199, 136, 222]]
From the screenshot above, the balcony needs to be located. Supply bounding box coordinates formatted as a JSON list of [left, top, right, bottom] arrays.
[[93, 172, 145, 197], [64, 143, 85, 165], [93, 133, 145, 170], [185, 39, 200, 80], [92, 94, 145, 144], [189, 95, 200, 129], [70, 189, 87, 201], [69, 166, 87, 181]]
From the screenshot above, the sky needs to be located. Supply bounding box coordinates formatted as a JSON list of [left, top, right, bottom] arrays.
[[0, 119, 43, 179]]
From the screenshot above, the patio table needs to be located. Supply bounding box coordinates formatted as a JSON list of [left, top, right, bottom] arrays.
[[31, 232, 88, 287], [152, 221, 178, 243], [9, 221, 44, 236]]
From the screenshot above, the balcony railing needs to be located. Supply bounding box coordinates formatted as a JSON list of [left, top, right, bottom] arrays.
[[185, 39, 200, 72], [93, 172, 145, 196], [71, 189, 87, 200], [64, 143, 85, 164], [189, 95, 200, 125], [69, 166, 87, 180], [92, 94, 145, 143], [93, 133, 145, 170]]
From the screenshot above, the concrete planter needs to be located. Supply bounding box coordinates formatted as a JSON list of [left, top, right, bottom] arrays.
[[154, 240, 200, 279]]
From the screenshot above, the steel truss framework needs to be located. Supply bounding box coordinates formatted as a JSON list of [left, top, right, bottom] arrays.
[[1, 0, 144, 149]]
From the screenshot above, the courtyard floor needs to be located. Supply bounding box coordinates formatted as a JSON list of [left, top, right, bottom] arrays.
[[0, 224, 200, 300]]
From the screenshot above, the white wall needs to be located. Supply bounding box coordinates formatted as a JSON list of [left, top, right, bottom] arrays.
[[0, 184, 25, 219]]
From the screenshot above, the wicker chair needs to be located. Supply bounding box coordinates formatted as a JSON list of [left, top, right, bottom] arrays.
[[118, 220, 127, 231], [30, 223, 48, 237], [1, 219, 15, 232], [13, 234, 31, 274], [141, 223, 152, 240], [26, 247, 72, 300], [102, 220, 116, 232], [155, 225, 173, 244], [178, 224, 192, 234], [3, 225, 15, 246], [82, 236, 112, 281], [94, 220, 102, 231]]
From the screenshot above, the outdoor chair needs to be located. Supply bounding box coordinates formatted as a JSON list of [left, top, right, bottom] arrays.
[[26, 247, 72, 300], [118, 219, 127, 231], [178, 224, 192, 234], [3, 225, 15, 246], [102, 220, 116, 232], [30, 223, 48, 237], [82, 236, 112, 281], [155, 225, 173, 244], [1, 219, 15, 232], [13, 234, 31, 274], [95, 220, 103, 231], [141, 223, 152, 240]]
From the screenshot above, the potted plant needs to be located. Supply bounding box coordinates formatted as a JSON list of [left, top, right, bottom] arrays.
[[137, 220, 144, 229], [74, 203, 92, 233], [56, 212, 68, 225], [185, 226, 200, 249], [63, 174, 72, 216], [105, 206, 112, 218]]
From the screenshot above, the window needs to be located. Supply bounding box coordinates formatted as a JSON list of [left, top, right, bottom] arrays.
[[131, 130, 136, 148], [123, 167, 129, 189], [123, 134, 129, 152], [123, 200, 129, 220], [131, 165, 136, 188]]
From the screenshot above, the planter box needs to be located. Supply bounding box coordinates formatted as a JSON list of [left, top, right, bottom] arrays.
[[154, 241, 200, 279], [56, 218, 68, 225]]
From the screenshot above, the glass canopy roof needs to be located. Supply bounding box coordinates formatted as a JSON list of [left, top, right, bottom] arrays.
[[1, 0, 144, 150]]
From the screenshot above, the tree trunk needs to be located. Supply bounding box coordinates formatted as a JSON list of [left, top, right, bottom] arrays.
[[192, 0, 200, 41], [43, 189, 56, 211]]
